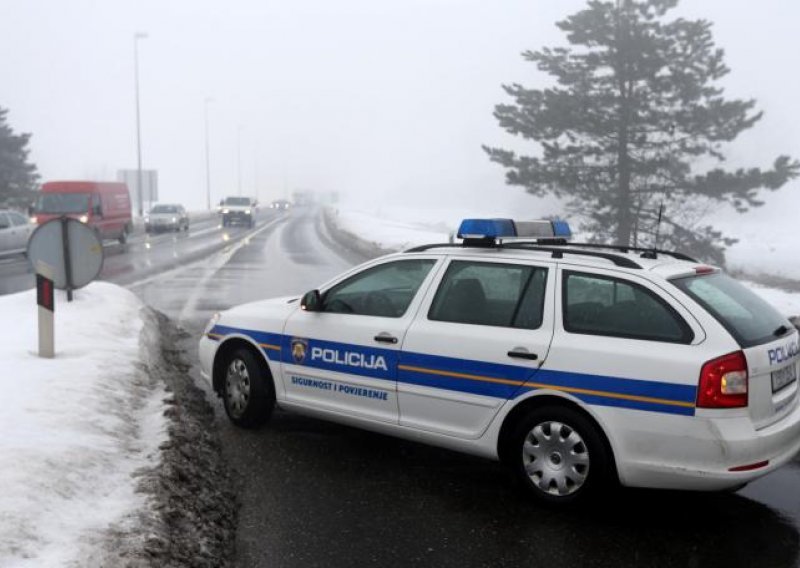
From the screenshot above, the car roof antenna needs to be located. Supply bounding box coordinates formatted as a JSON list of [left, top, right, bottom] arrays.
[[652, 202, 664, 255]]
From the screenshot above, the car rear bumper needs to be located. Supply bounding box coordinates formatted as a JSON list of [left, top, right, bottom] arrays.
[[598, 396, 800, 491]]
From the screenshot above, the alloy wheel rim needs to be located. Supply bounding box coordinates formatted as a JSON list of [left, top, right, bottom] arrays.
[[225, 359, 251, 418], [522, 420, 590, 496]]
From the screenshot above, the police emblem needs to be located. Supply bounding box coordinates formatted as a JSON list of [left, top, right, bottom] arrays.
[[291, 338, 309, 364]]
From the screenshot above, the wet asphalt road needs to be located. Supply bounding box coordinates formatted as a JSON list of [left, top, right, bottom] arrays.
[[0, 211, 277, 294], [131, 207, 800, 568], [4, 206, 800, 566]]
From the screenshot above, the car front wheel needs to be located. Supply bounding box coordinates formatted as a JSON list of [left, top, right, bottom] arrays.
[[508, 405, 611, 505], [221, 348, 275, 428]]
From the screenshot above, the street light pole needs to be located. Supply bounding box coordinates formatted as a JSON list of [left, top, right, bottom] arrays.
[[237, 125, 243, 196], [134, 32, 148, 217], [204, 97, 213, 210]]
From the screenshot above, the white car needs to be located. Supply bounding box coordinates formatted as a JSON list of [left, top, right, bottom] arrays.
[[144, 204, 189, 233], [198, 218, 800, 504], [220, 197, 256, 228], [0, 209, 35, 257]]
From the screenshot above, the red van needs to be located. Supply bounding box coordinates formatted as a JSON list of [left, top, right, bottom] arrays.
[[33, 181, 133, 244]]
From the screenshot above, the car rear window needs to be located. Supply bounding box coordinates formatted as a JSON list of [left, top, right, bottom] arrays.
[[671, 272, 790, 348], [224, 197, 251, 206]]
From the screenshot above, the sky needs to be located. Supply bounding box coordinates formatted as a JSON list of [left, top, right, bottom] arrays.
[[2, 0, 799, 216]]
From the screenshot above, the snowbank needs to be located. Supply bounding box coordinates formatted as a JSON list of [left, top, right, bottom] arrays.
[[333, 206, 800, 318], [332, 208, 450, 252], [0, 282, 167, 566]]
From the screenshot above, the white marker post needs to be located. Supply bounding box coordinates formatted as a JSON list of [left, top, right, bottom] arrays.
[[36, 261, 55, 358]]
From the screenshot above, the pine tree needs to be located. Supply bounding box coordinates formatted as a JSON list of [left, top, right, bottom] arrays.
[[0, 106, 39, 210], [484, 0, 798, 263]]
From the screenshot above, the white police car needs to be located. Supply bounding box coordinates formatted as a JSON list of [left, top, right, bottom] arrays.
[[198, 218, 800, 504]]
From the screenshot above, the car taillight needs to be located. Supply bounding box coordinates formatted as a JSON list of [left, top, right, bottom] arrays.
[[697, 351, 748, 408]]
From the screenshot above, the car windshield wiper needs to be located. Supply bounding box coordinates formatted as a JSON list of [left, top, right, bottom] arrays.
[[773, 324, 791, 337]]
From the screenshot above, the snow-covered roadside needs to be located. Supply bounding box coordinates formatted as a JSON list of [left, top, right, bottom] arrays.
[[329, 206, 800, 318], [0, 282, 168, 566]]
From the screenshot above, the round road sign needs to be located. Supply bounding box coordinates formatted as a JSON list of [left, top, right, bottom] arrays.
[[26, 218, 104, 290]]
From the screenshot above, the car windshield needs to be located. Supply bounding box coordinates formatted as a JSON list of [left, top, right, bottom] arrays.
[[36, 193, 90, 214], [151, 205, 178, 213], [671, 272, 791, 348], [224, 197, 250, 206]]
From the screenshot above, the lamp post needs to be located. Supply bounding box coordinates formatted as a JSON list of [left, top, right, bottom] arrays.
[[204, 97, 214, 210], [134, 32, 148, 217], [237, 125, 243, 196]]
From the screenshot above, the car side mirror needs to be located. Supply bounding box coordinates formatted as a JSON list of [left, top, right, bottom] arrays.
[[28, 204, 35, 216], [93, 204, 102, 217], [300, 289, 321, 312]]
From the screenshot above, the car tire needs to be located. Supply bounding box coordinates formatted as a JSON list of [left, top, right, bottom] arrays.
[[221, 347, 275, 429], [507, 405, 611, 505]]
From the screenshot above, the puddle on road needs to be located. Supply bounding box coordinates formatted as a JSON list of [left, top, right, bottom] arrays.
[[741, 462, 800, 528]]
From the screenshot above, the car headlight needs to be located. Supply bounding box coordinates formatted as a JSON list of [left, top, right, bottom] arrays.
[[245, 209, 251, 215], [78, 215, 89, 223], [222, 208, 229, 214], [144, 216, 150, 223], [172, 216, 177, 222], [203, 312, 221, 335]]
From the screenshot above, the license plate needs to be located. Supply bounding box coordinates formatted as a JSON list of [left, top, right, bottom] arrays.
[[772, 363, 797, 393]]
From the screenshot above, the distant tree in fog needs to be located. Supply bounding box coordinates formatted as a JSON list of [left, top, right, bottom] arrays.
[[0, 106, 39, 210], [484, 0, 798, 263]]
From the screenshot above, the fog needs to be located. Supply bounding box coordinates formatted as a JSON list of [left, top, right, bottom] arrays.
[[2, 0, 798, 214]]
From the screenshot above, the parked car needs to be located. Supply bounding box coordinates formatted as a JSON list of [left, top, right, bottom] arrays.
[[145, 204, 189, 233], [0, 210, 35, 257], [32, 181, 133, 244], [199, 217, 800, 505], [220, 196, 256, 228]]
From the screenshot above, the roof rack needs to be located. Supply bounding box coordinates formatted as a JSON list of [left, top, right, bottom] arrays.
[[502, 243, 642, 269], [511, 240, 698, 262], [403, 242, 642, 269]]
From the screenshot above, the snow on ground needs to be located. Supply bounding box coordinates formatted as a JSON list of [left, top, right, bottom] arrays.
[[0, 282, 167, 566], [333, 205, 800, 318]]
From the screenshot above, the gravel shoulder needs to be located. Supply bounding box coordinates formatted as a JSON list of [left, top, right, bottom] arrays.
[[99, 311, 237, 567]]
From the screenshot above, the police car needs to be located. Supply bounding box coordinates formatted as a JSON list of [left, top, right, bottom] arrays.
[[198, 218, 800, 504]]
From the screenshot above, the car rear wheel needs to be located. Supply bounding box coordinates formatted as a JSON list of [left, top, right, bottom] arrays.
[[221, 348, 275, 428], [508, 405, 610, 505]]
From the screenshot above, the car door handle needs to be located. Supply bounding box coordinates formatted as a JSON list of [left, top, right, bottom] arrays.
[[374, 333, 398, 344], [507, 349, 538, 361]]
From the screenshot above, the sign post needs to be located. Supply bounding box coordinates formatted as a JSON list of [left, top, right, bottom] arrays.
[[36, 261, 55, 358], [27, 217, 104, 358]]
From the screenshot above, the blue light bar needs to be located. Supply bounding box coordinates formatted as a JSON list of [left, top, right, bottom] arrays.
[[457, 218, 572, 242], [457, 218, 516, 239], [552, 220, 572, 238]]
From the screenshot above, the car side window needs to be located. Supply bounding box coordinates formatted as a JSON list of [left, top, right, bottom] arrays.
[[428, 261, 548, 329], [323, 259, 436, 318], [8, 212, 27, 226], [0, 213, 10, 229], [563, 271, 693, 343]]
